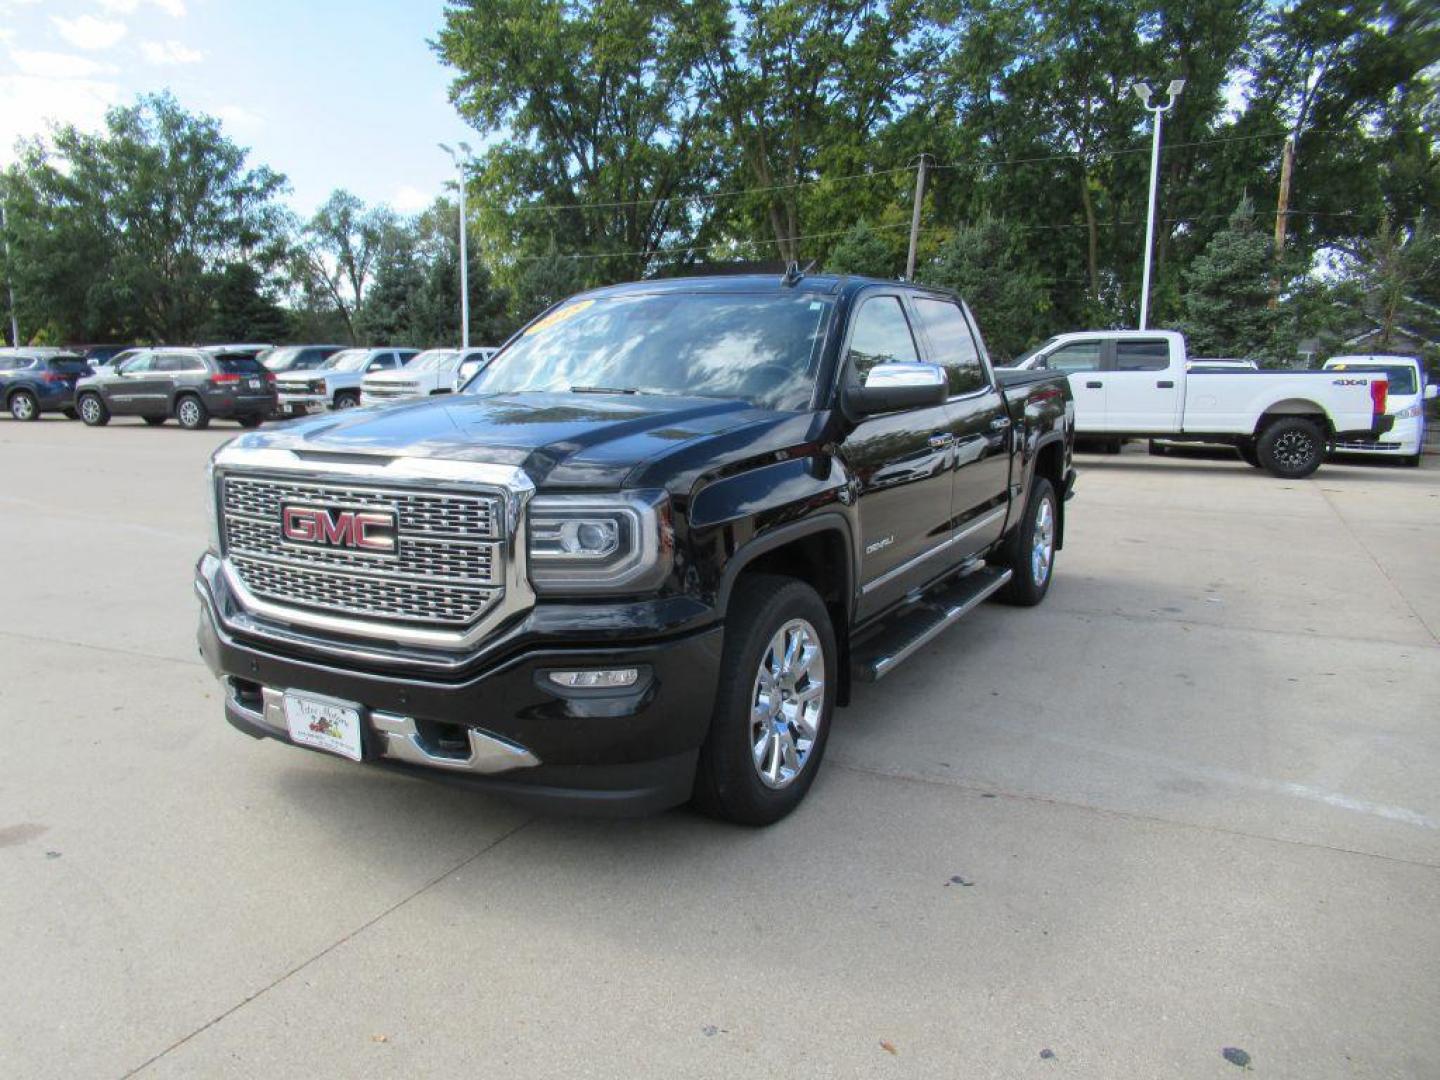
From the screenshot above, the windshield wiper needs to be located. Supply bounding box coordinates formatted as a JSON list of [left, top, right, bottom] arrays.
[[570, 385, 639, 395]]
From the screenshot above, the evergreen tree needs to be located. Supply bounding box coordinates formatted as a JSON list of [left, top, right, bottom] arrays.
[[825, 221, 901, 278], [1180, 197, 1292, 363]]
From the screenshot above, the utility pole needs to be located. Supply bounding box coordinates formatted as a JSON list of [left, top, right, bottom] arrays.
[[1272, 135, 1295, 261], [905, 154, 929, 281], [438, 142, 474, 348], [1133, 79, 1185, 331], [0, 203, 18, 347]]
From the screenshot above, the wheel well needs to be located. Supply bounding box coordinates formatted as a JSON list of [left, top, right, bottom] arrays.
[[1033, 439, 1066, 548], [5, 385, 32, 404], [729, 528, 852, 705], [1254, 401, 1329, 438]]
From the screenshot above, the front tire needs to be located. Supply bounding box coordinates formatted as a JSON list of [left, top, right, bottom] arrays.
[[693, 574, 836, 826], [1401, 453, 1421, 468], [78, 393, 109, 426], [333, 392, 359, 410], [8, 390, 39, 421], [237, 414, 264, 428], [176, 394, 209, 430], [995, 476, 1058, 607], [1257, 417, 1324, 478], [143, 416, 167, 427], [62, 407, 78, 420], [1237, 440, 1262, 468]]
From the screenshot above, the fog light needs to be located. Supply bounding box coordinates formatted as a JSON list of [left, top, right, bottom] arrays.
[[548, 668, 639, 689]]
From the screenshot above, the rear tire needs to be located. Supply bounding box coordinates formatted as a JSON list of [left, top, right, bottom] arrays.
[[143, 416, 167, 427], [1256, 417, 1324, 479], [8, 390, 39, 421], [995, 477, 1058, 607], [78, 393, 109, 426], [176, 394, 210, 430], [693, 574, 836, 826]]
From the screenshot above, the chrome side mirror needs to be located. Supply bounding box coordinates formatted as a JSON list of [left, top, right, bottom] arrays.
[[1425, 383, 1438, 401], [847, 362, 948, 416]]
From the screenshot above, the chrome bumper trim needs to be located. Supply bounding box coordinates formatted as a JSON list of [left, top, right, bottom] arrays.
[[227, 682, 540, 775]]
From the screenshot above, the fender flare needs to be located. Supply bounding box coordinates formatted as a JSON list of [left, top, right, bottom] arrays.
[[714, 512, 856, 620]]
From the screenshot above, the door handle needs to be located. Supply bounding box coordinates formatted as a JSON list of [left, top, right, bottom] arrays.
[[927, 433, 955, 449], [1085, 381, 1103, 389], [989, 417, 1011, 430], [1157, 380, 1174, 388]]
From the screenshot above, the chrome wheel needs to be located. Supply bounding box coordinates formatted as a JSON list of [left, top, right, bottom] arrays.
[[1031, 494, 1055, 587], [79, 396, 102, 424], [10, 393, 36, 420], [178, 399, 201, 427], [750, 618, 826, 790], [1273, 429, 1316, 470]]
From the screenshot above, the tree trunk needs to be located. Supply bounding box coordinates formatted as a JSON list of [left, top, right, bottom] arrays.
[[1079, 166, 1099, 301]]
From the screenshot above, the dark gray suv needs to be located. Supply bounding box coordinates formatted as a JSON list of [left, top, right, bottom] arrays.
[[75, 348, 277, 430]]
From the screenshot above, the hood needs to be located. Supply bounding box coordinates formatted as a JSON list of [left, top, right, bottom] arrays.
[[232, 391, 791, 488]]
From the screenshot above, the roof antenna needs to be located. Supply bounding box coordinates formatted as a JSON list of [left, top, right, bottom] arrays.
[[781, 259, 816, 286]]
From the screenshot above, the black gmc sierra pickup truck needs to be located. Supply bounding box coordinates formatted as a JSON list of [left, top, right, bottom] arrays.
[[196, 273, 1076, 824]]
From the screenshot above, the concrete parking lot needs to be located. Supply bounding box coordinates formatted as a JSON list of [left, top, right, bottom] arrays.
[[1, 416, 1437, 1079]]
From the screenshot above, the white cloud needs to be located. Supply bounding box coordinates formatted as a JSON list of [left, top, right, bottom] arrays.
[[9, 50, 119, 79], [392, 185, 433, 213], [0, 74, 123, 164], [98, 0, 187, 15], [141, 39, 203, 65], [214, 104, 263, 136], [51, 15, 128, 50]]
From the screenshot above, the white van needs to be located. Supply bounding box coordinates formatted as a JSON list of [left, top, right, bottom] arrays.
[[1323, 355, 1434, 466]]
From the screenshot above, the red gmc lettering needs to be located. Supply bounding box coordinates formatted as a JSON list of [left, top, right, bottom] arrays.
[[281, 507, 395, 552]]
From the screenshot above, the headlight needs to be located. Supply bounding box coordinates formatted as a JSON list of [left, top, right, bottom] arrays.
[[1394, 402, 1422, 419], [527, 491, 671, 594], [205, 458, 221, 554]]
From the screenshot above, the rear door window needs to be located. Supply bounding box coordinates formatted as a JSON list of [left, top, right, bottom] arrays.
[[49, 358, 91, 375], [1114, 340, 1171, 371]]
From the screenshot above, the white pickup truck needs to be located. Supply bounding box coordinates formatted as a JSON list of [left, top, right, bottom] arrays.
[[1007, 330, 1393, 477]]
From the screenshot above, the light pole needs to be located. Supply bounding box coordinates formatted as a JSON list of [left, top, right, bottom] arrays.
[[0, 202, 18, 347], [1133, 79, 1185, 331], [438, 141, 473, 348]]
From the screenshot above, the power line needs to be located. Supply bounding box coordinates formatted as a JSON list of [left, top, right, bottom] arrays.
[[510, 220, 918, 264]]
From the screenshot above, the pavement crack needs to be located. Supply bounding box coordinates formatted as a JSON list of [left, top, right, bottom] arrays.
[[0, 628, 204, 669], [828, 760, 1440, 871], [122, 815, 535, 1077]]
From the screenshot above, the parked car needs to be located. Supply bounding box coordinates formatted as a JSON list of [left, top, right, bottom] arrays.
[[78, 344, 140, 367], [92, 348, 145, 374], [196, 272, 1076, 824], [361, 347, 497, 405], [454, 347, 499, 390], [1324, 354, 1434, 467], [1007, 330, 1391, 477], [200, 343, 273, 361], [259, 345, 346, 375], [75, 347, 276, 429], [0, 351, 93, 421], [273, 347, 418, 416]]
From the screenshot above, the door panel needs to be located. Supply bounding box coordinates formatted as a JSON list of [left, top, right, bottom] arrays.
[[1106, 338, 1180, 432], [108, 354, 158, 414], [836, 293, 961, 620], [1041, 340, 1106, 432]]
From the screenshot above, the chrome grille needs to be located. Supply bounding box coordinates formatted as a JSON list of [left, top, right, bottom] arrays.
[[222, 475, 504, 626]]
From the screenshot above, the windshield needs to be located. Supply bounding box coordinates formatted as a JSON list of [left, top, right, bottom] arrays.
[[1012, 338, 1059, 367], [218, 356, 265, 374], [324, 349, 371, 372], [403, 349, 459, 373], [468, 292, 834, 410], [1328, 362, 1418, 396]]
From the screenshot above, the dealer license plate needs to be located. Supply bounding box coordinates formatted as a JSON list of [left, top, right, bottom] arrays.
[[283, 691, 363, 762], [246, 378, 263, 390]]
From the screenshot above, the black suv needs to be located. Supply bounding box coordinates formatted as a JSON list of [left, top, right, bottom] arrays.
[[0, 352, 93, 420], [76, 348, 276, 429]]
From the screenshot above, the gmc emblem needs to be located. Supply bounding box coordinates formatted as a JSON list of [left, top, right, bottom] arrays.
[[281, 504, 397, 554]]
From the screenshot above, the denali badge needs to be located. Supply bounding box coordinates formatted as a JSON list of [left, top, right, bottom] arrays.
[[280, 504, 397, 554]]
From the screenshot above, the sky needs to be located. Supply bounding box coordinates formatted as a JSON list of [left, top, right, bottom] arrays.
[[0, 0, 480, 216]]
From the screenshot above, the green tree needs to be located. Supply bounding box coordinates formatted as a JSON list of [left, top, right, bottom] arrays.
[[825, 220, 901, 277], [1180, 197, 1294, 362], [295, 190, 393, 343], [0, 93, 287, 343], [919, 215, 1051, 361], [203, 263, 288, 343]]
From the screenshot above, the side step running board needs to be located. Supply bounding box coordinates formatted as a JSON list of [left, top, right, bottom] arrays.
[[850, 567, 1012, 682]]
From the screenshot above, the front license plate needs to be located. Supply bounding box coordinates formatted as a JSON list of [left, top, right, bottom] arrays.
[[283, 691, 363, 762]]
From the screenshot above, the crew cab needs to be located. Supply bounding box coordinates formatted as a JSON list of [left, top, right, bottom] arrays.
[[360, 347, 494, 406], [1323, 354, 1434, 467], [0, 351, 92, 420], [196, 274, 1075, 825], [1010, 330, 1391, 477], [273, 347, 418, 416]]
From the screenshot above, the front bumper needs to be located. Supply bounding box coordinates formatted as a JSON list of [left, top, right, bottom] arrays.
[[195, 561, 723, 815], [275, 392, 329, 416]]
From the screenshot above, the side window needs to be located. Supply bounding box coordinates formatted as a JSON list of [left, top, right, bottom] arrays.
[[369, 353, 394, 371], [1046, 341, 1103, 374], [1115, 340, 1170, 371], [846, 296, 920, 383], [912, 297, 987, 396], [0, 359, 15, 372], [122, 353, 155, 373], [154, 354, 182, 373]]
